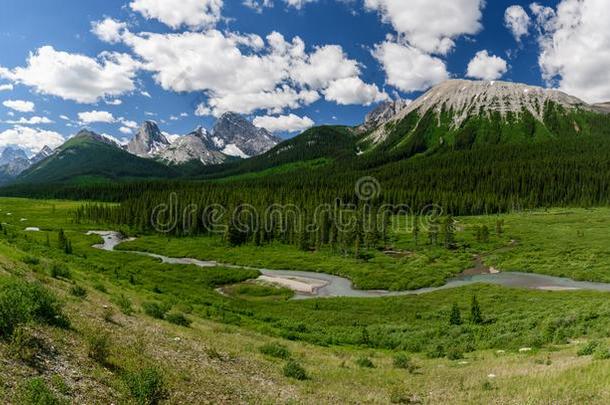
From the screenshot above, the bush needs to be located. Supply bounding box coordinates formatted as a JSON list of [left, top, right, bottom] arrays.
[[393, 353, 418, 373], [259, 343, 291, 359], [0, 280, 69, 337], [114, 294, 133, 315], [165, 312, 191, 327], [577, 340, 600, 356], [23, 256, 40, 266], [142, 301, 169, 320], [355, 356, 375, 368], [447, 347, 464, 360], [283, 360, 308, 380], [50, 264, 71, 280], [93, 283, 108, 293], [87, 332, 111, 365], [18, 378, 66, 405], [69, 285, 87, 299], [10, 326, 44, 365], [122, 367, 168, 405], [593, 346, 610, 360]]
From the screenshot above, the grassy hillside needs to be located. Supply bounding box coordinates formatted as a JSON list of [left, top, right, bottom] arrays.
[[2, 197, 610, 402], [17, 135, 178, 185]]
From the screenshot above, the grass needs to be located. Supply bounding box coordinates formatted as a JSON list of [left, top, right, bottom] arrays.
[[3, 197, 610, 402]]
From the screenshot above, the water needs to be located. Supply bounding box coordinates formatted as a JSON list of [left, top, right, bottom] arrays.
[[88, 231, 610, 299]]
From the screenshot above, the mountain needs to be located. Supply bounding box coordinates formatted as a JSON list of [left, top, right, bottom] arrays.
[[126, 121, 170, 157], [17, 130, 177, 184], [360, 79, 608, 158], [211, 112, 282, 157], [361, 99, 411, 131], [30, 145, 54, 165], [0, 147, 30, 181], [156, 127, 227, 166]]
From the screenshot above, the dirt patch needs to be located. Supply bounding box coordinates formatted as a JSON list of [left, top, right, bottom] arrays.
[[461, 256, 500, 276]]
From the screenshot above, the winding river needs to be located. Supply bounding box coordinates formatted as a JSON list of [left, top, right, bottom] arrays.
[[88, 231, 610, 299]]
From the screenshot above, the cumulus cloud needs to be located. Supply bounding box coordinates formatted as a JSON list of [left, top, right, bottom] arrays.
[[78, 110, 115, 124], [253, 113, 314, 133], [4, 116, 54, 125], [504, 5, 531, 42], [364, 0, 484, 55], [0, 46, 140, 103], [372, 41, 448, 92], [0, 84, 13, 91], [119, 126, 133, 135], [534, 0, 610, 103], [466, 50, 508, 80], [0, 126, 64, 154], [323, 77, 388, 105], [3, 100, 35, 113], [91, 18, 127, 43], [121, 28, 377, 116], [129, 0, 223, 30]]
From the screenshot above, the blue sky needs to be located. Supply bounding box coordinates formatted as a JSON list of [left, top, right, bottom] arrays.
[[1, 0, 607, 155]]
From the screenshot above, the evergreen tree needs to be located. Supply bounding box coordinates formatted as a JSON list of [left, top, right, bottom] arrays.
[[449, 303, 462, 326], [443, 216, 455, 249], [481, 225, 490, 243], [58, 229, 67, 250], [470, 295, 483, 325]]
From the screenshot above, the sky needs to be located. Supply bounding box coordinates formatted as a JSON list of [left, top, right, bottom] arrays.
[[1, 0, 609, 156]]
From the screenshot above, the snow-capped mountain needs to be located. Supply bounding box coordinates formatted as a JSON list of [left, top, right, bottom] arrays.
[[126, 121, 170, 157], [125, 113, 281, 166], [156, 127, 226, 166], [30, 145, 55, 165], [0, 147, 30, 178], [211, 112, 282, 158]]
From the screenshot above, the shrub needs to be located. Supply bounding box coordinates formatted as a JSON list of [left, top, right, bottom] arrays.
[[50, 264, 71, 280], [593, 346, 610, 360], [355, 356, 375, 368], [10, 326, 44, 365], [0, 280, 69, 337], [114, 294, 133, 316], [577, 340, 600, 356], [69, 285, 87, 299], [142, 301, 169, 320], [393, 353, 418, 373], [122, 367, 168, 405], [165, 312, 191, 327], [103, 307, 115, 323], [93, 283, 108, 293], [447, 347, 464, 360], [283, 360, 308, 380], [23, 256, 40, 266], [18, 378, 66, 405], [87, 332, 111, 365], [259, 343, 291, 359]]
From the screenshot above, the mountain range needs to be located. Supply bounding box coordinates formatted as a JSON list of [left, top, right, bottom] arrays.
[[4, 79, 610, 185]]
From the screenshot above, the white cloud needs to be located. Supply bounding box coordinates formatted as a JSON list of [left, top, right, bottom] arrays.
[[504, 5, 531, 42], [119, 126, 133, 135], [372, 41, 448, 92], [78, 110, 115, 124], [119, 118, 139, 129], [0, 84, 13, 91], [91, 18, 127, 43], [122, 29, 375, 116], [253, 113, 314, 133], [0, 126, 64, 154], [105, 99, 123, 106], [283, 0, 316, 9], [2, 99, 35, 113], [364, 0, 484, 54], [323, 77, 388, 105], [141, 91, 151, 98], [0, 46, 140, 103], [466, 50, 508, 80], [59, 115, 70, 121], [534, 0, 610, 103], [130, 0, 223, 30], [4, 116, 54, 125]]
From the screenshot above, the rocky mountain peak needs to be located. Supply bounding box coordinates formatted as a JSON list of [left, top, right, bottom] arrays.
[[363, 99, 411, 130], [127, 120, 170, 157], [212, 112, 281, 157], [30, 145, 54, 165], [0, 146, 30, 178]]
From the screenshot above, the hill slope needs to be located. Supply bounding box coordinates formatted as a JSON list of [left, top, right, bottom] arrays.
[[17, 130, 177, 184]]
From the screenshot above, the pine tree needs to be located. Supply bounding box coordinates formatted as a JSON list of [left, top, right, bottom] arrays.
[[495, 219, 504, 235], [413, 219, 420, 246], [58, 229, 67, 250], [449, 303, 462, 325], [481, 225, 490, 243], [443, 216, 455, 249], [470, 295, 483, 324]]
